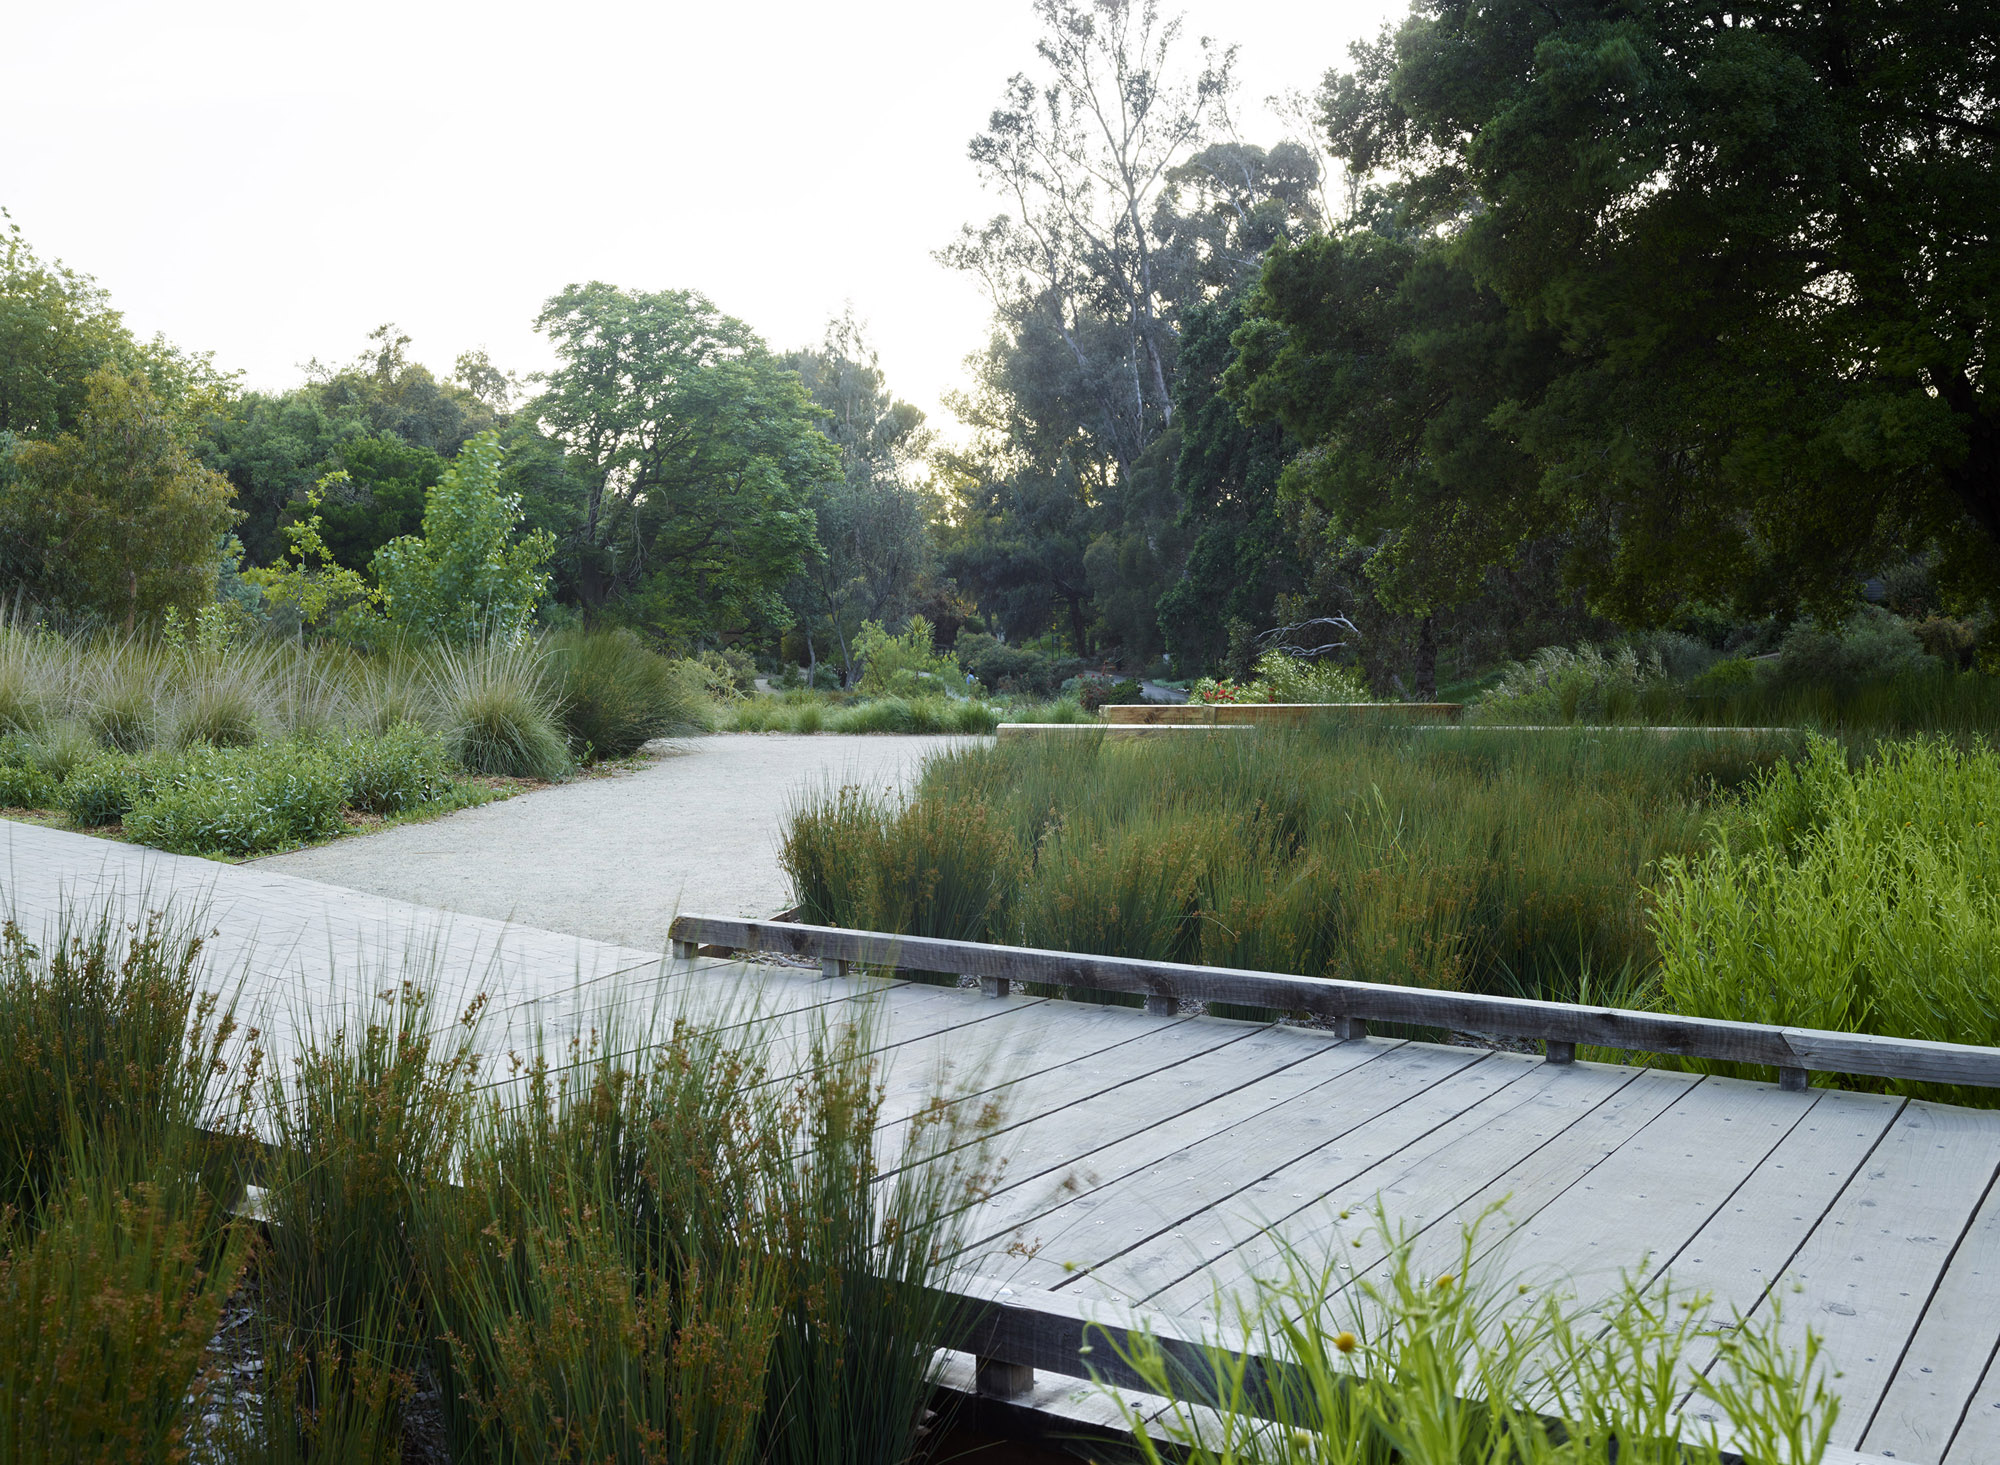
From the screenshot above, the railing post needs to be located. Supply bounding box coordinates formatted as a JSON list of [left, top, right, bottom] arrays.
[[980, 976, 1010, 998], [670, 938, 698, 962], [975, 1356, 1035, 1399], [1546, 1040, 1576, 1065], [822, 957, 851, 979], [1779, 1066, 1808, 1092], [1335, 1015, 1367, 1041], [1144, 992, 1176, 1017]]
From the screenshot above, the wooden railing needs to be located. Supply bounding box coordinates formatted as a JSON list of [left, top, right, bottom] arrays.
[[666, 914, 2000, 1094], [671, 915, 1918, 1461]]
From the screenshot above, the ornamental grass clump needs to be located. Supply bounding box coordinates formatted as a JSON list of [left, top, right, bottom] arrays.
[[546, 625, 713, 760], [428, 639, 571, 780], [0, 899, 252, 1465], [257, 981, 488, 1463]]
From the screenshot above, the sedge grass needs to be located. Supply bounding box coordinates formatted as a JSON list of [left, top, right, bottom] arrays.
[[785, 727, 1777, 1000]]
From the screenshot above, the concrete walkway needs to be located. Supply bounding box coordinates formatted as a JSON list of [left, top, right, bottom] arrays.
[[255, 733, 972, 953]]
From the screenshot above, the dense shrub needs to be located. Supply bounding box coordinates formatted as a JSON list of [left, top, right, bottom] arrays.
[[953, 631, 1084, 697], [124, 743, 349, 856], [547, 627, 712, 760], [0, 760, 53, 809], [1766, 605, 1934, 689], [58, 754, 164, 827], [1471, 644, 1674, 724], [852, 616, 963, 697], [334, 724, 462, 815]]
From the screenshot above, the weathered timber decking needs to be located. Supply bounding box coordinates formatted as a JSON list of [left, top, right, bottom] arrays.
[[6, 820, 1995, 1463]]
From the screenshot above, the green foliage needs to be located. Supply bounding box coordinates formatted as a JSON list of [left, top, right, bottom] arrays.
[[1295, 0, 2000, 616], [548, 628, 720, 760], [952, 632, 1084, 698], [0, 757, 53, 809], [1111, 1211, 1836, 1465], [852, 616, 961, 697], [0, 370, 239, 630], [332, 723, 460, 816], [547, 627, 714, 759], [1654, 738, 2000, 1102], [725, 694, 1004, 736], [786, 728, 1782, 997], [1765, 607, 1935, 691], [58, 753, 163, 827], [428, 639, 572, 781], [372, 432, 554, 643], [122, 742, 349, 856], [531, 284, 832, 635], [1472, 645, 1674, 726], [291, 435, 444, 573], [244, 475, 384, 634]]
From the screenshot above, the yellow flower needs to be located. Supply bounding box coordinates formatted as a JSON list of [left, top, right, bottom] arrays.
[[1333, 1331, 1358, 1354], [1436, 1273, 1456, 1290]]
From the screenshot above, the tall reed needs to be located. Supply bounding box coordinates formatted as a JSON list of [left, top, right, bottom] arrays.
[[784, 728, 1777, 1000]]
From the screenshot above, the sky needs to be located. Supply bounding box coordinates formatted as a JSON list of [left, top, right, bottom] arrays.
[[2, 0, 1402, 438]]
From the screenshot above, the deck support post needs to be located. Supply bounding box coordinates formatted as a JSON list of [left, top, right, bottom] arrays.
[[821, 957, 851, 979], [975, 1356, 1035, 1400], [1335, 1015, 1368, 1041], [670, 938, 698, 962], [980, 976, 1009, 998], [1144, 993, 1176, 1017], [1779, 1066, 1809, 1092], [1546, 1041, 1576, 1065]]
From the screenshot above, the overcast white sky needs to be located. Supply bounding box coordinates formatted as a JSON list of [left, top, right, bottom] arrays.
[[2, 0, 1401, 437]]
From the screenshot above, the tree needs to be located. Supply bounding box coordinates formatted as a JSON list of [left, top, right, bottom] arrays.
[[2, 212, 235, 443], [1316, 0, 1999, 618], [780, 311, 938, 683], [371, 432, 554, 642], [943, 0, 1236, 480], [942, 4, 1334, 660], [1154, 289, 1308, 669], [0, 370, 238, 629], [529, 283, 833, 640]]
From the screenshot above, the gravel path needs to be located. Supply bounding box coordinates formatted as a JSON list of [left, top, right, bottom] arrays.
[[254, 734, 973, 952]]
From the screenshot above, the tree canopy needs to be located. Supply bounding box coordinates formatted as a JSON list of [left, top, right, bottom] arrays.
[[529, 283, 834, 640], [1272, 0, 1999, 621]]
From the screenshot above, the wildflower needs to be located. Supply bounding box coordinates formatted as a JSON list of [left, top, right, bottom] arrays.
[[1436, 1273, 1455, 1290], [1333, 1331, 1357, 1354]]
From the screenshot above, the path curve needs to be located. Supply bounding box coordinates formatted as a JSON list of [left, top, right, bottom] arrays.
[[255, 733, 972, 951]]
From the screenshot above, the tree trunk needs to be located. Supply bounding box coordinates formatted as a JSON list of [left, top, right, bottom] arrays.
[[1414, 614, 1438, 701]]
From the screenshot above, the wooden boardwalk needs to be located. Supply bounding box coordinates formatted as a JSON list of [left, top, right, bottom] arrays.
[[7, 820, 1999, 1463]]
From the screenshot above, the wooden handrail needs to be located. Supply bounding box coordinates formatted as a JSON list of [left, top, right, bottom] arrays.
[[668, 914, 2000, 1092]]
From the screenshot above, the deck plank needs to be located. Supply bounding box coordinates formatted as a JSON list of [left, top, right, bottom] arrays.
[[1153, 1062, 1699, 1328], [1006, 1046, 1524, 1298], [1760, 1101, 2000, 1452]]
